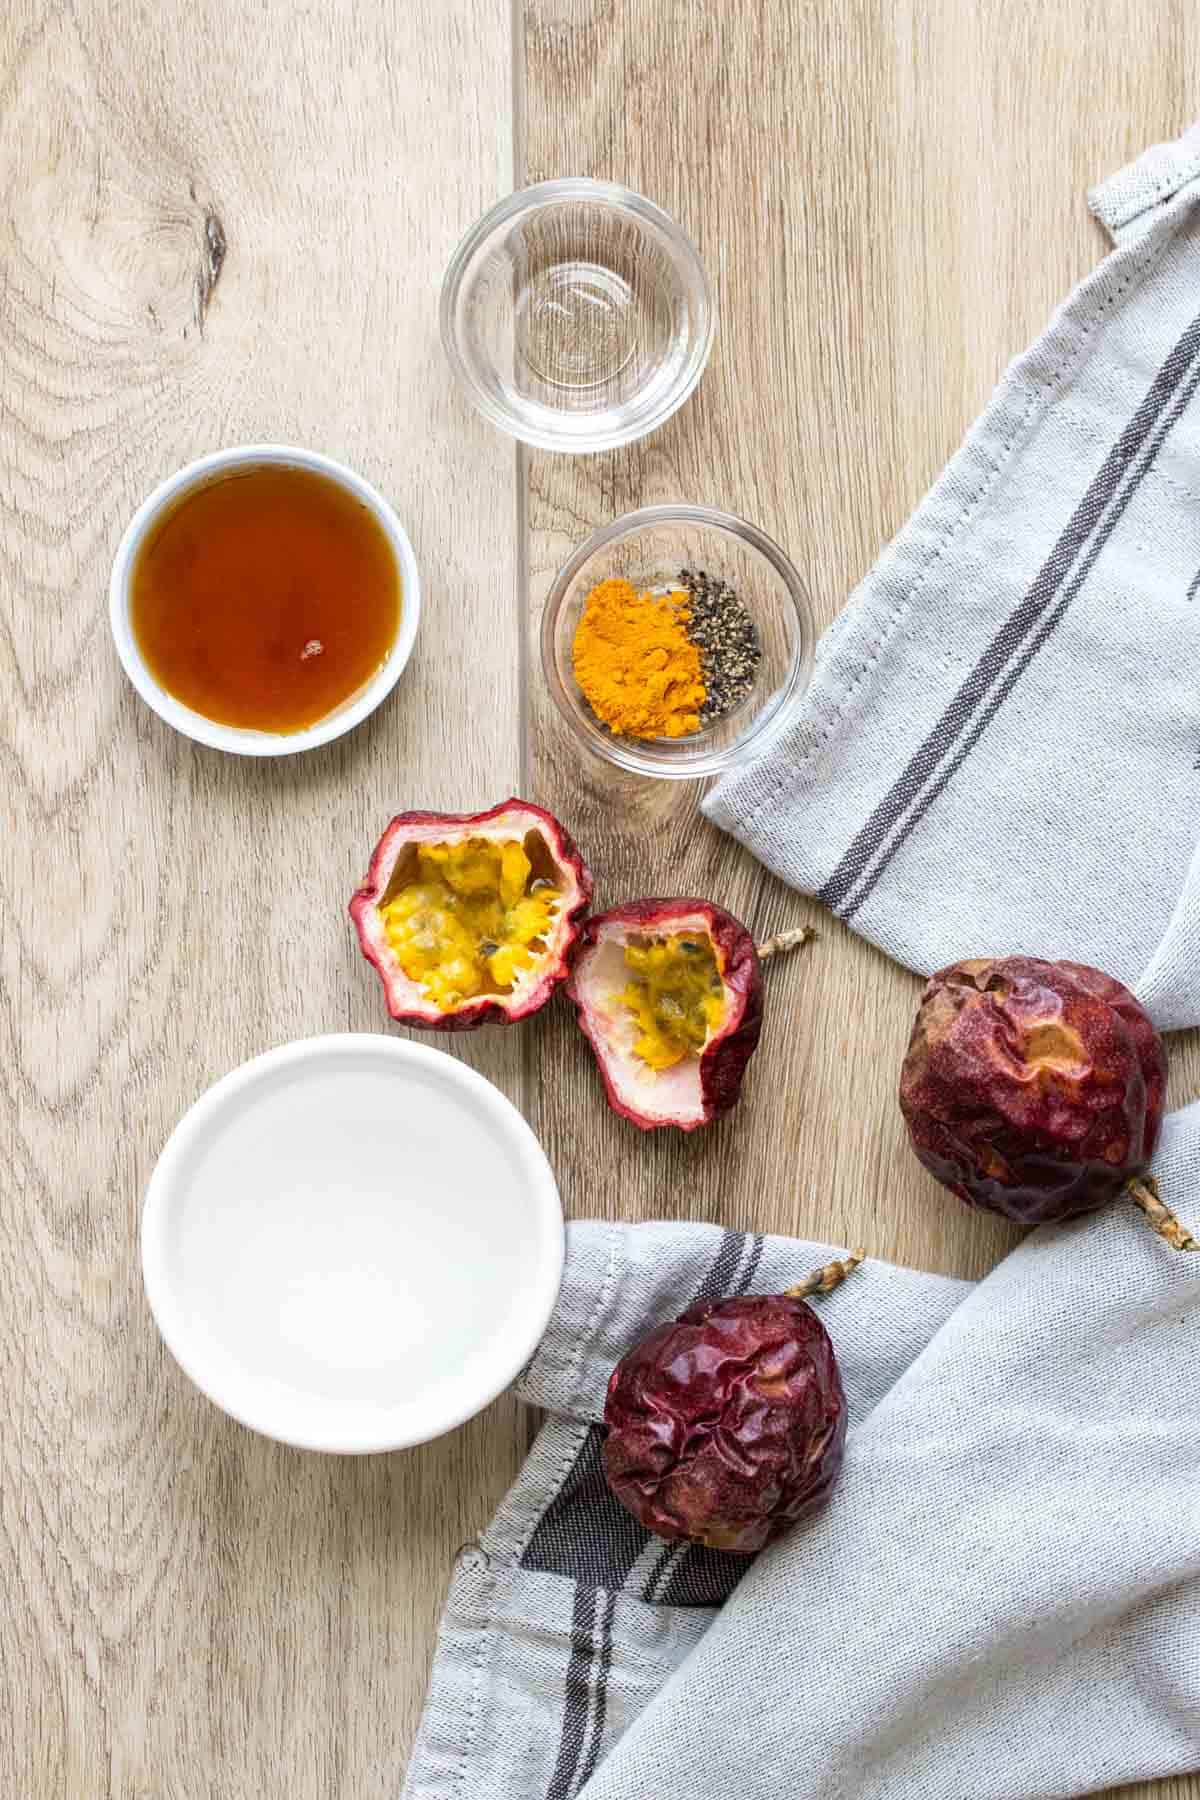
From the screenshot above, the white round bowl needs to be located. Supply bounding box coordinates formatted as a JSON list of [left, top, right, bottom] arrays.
[[141, 1035, 564, 1453], [109, 445, 421, 756]]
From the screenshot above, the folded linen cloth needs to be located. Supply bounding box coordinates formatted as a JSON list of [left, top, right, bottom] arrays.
[[706, 123, 1200, 1030], [401, 1222, 971, 1799], [581, 1108, 1200, 1800], [404, 1133, 1200, 1800], [578, 123, 1200, 1800], [402, 127, 1200, 1800]]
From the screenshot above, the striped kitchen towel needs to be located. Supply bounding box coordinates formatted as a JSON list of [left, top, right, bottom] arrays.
[[399, 1220, 968, 1800], [578, 1111, 1200, 1800], [707, 123, 1200, 1032], [402, 127, 1200, 1800]]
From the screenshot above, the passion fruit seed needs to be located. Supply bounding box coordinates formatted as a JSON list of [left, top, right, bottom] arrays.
[[602, 1251, 861, 1553]]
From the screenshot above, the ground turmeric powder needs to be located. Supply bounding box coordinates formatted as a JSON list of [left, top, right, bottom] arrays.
[[571, 576, 706, 739]]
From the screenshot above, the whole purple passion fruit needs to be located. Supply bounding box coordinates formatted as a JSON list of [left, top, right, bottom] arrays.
[[900, 956, 1195, 1249], [602, 1256, 858, 1553]]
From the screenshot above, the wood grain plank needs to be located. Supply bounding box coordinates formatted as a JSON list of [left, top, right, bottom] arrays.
[[3, 1, 1198, 1794], [522, 4, 1200, 1799], [0, 2, 520, 1794]]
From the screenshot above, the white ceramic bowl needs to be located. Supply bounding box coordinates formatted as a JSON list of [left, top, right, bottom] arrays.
[[141, 1036, 564, 1453], [109, 445, 421, 756]]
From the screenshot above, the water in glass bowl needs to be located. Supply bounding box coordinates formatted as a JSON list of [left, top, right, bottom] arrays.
[[441, 181, 713, 454]]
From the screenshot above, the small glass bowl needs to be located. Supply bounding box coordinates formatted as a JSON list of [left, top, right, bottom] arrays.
[[541, 505, 815, 780], [440, 179, 714, 454]]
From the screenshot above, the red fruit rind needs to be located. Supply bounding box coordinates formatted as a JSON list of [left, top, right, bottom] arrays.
[[565, 898, 763, 1130], [603, 1291, 847, 1554], [349, 798, 592, 1031], [900, 955, 1165, 1225]]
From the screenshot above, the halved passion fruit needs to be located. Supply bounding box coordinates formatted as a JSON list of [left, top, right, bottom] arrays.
[[350, 800, 592, 1030], [566, 899, 764, 1130]]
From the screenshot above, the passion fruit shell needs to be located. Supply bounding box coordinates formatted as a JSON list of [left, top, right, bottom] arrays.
[[349, 799, 592, 1031], [566, 899, 763, 1130], [899, 956, 1166, 1226]]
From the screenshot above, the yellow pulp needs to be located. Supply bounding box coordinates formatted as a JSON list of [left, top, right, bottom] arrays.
[[380, 838, 560, 1010], [621, 935, 725, 1070]]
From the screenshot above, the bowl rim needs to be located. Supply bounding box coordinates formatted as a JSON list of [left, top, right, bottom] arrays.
[[439, 177, 715, 454], [540, 502, 816, 780], [140, 1033, 566, 1455], [109, 444, 421, 757]]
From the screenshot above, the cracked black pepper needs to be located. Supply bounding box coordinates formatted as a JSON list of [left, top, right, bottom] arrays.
[[678, 567, 763, 726]]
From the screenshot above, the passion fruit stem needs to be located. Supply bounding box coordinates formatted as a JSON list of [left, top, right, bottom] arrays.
[[784, 1249, 866, 1301], [757, 925, 816, 962], [1127, 1175, 1200, 1252]]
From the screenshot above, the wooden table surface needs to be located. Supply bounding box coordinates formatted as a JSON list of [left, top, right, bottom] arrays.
[[1, 1, 1196, 1794]]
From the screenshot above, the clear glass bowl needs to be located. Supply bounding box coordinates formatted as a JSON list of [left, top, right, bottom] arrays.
[[440, 179, 714, 453], [541, 505, 815, 780]]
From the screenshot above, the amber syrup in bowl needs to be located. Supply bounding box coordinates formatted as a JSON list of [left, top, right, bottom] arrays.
[[110, 447, 420, 756]]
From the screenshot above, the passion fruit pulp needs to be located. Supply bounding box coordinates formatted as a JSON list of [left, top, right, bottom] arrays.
[[350, 800, 592, 1030], [381, 838, 559, 1002], [622, 934, 726, 1069], [567, 900, 763, 1130]]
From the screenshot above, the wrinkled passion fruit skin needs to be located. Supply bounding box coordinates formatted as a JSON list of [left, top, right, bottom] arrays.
[[349, 799, 592, 1031], [602, 1293, 847, 1554], [566, 899, 763, 1130], [900, 956, 1165, 1225]]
